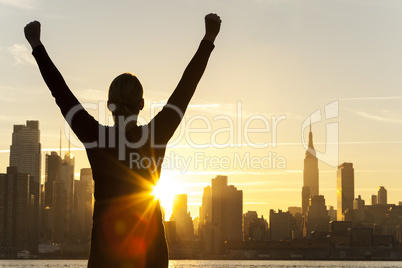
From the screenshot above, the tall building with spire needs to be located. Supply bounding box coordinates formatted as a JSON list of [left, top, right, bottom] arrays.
[[302, 124, 319, 215]]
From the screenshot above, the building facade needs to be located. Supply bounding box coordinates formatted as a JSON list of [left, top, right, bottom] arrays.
[[302, 126, 319, 215], [8, 121, 41, 253], [337, 162, 354, 221]]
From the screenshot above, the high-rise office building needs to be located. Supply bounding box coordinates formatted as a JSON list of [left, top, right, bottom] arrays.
[[225, 184, 243, 241], [353, 195, 366, 223], [302, 125, 318, 215], [248, 215, 268, 241], [303, 195, 329, 237], [52, 179, 66, 243], [378, 186, 387, 205], [200, 175, 243, 254], [337, 162, 354, 221], [211, 175, 243, 242], [370, 194, 378, 205], [43, 151, 61, 243], [45, 151, 61, 207], [270, 209, 293, 241], [301, 186, 311, 215], [200, 186, 212, 225], [243, 211, 258, 241], [170, 194, 194, 242], [74, 168, 93, 243], [0, 167, 31, 252], [60, 151, 75, 241], [327, 206, 337, 222], [9, 121, 41, 184], [0, 173, 6, 247], [211, 175, 228, 232], [9, 121, 41, 253]]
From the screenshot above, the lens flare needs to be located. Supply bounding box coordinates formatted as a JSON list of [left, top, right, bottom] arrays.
[[151, 174, 181, 220]]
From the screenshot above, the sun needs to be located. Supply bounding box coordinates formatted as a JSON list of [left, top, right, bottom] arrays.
[[151, 173, 181, 221]]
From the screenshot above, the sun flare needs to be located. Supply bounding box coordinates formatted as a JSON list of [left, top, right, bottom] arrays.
[[151, 174, 181, 220]]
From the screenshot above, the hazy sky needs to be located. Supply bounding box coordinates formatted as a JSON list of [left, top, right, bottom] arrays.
[[1, 0, 402, 220]]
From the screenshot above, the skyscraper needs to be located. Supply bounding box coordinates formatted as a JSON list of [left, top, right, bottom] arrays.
[[199, 175, 243, 254], [9, 121, 41, 184], [353, 195, 366, 223], [378, 186, 387, 205], [224, 184, 243, 241], [211, 175, 243, 242], [243, 211, 258, 241], [0, 173, 6, 247], [370, 194, 378, 205], [170, 194, 194, 242], [303, 195, 329, 237], [270, 209, 293, 241], [302, 125, 319, 215], [200, 186, 212, 225], [52, 179, 66, 243], [301, 186, 311, 215], [60, 151, 75, 241], [337, 162, 354, 221], [45, 151, 61, 207], [0, 167, 31, 253], [74, 168, 94, 243], [9, 121, 41, 253]]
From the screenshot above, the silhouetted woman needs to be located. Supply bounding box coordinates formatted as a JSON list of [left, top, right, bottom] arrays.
[[25, 13, 221, 268]]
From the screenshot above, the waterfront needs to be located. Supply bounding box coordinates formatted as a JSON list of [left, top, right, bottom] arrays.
[[1, 260, 402, 268]]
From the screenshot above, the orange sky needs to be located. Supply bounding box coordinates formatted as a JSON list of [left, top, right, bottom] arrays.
[[1, 0, 402, 220]]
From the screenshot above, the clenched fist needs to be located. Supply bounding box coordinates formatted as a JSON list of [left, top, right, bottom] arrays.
[[203, 13, 221, 43], [24, 21, 42, 49]]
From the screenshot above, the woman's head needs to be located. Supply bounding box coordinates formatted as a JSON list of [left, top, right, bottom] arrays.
[[108, 73, 144, 118]]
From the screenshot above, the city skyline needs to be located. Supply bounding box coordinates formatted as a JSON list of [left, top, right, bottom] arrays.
[[1, 120, 402, 259], [2, 0, 402, 221], [1, 118, 402, 221]]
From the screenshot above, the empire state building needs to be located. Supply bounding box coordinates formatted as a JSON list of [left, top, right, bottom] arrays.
[[301, 125, 319, 215]]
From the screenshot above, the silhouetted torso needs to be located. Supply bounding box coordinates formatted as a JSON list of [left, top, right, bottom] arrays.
[[32, 40, 214, 268]]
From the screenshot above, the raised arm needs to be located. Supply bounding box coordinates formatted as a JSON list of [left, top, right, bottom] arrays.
[[24, 21, 99, 144], [151, 13, 221, 145], [167, 13, 221, 113]]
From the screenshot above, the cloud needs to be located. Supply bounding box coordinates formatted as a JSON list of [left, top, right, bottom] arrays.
[[9, 44, 36, 66], [0, 115, 27, 123], [188, 104, 221, 108], [76, 88, 107, 101], [0, 0, 36, 10], [339, 96, 402, 101], [352, 110, 402, 124], [144, 102, 221, 109], [46, 13, 69, 20]]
